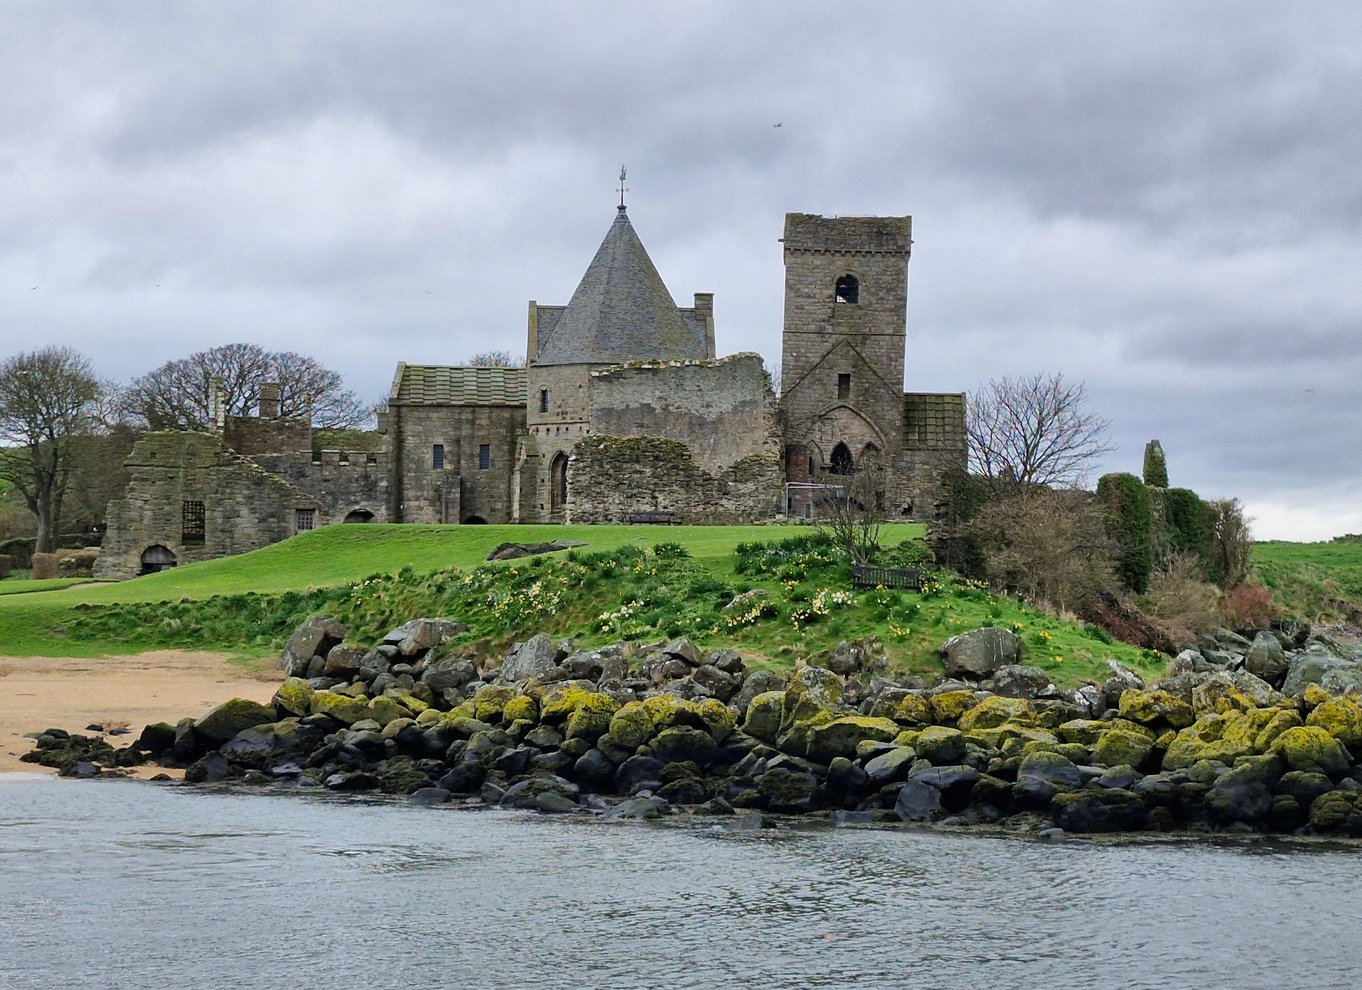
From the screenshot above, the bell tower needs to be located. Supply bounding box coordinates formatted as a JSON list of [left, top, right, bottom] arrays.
[[779, 214, 912, 500]]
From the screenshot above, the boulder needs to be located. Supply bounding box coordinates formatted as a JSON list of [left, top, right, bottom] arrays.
[[894, 779, 943, 822], [990, 665, 1056, 700], [193, 698, 278, 744], [1118, 689, 1195, 729], [805, 716, 900, 765], [272, 677, 314, 717], [421, 656, 479, 693], [742, 691, 785, 744], [1051, 789, 1147, 833], [501, 633, 564, 682], [281, 616, 347, 678], [755, 767, 819, 813], [864, 746, 917, 784], [1281, 651, 1357, 697], [1305, 697, 1362, 748], [939, 627, 1020, 679], [1269, 726, 1351, 777], [1245, 632, 1289, 685], [915, 726, 966, 765]]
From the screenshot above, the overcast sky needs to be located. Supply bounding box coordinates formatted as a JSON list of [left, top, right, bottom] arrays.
[[2, 1, 1359, 540]]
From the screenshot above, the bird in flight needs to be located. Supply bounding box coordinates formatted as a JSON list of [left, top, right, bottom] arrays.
[[773, 122, 783, 127]]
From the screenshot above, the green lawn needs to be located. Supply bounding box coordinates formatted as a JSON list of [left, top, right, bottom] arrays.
[[1253, 539, 1362, 622], [0, 524, 916, 658], [0, 577, 93, 596]]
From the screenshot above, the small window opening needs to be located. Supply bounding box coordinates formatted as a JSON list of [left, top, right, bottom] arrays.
[[835, 274, 859, 304], [837, 373, 851, 400], [539, 388, 549, 413], [295, 508, 316, 532], [479, 444, 491, 470], [181, 500, 205, 544], [550, 452, 569, 513], [432, 444, 444, 470]]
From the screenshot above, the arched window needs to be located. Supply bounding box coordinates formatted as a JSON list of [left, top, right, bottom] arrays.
[[830, 442, 854, 475], [550, 452, 569, 513], [834, 274, 859, 304]]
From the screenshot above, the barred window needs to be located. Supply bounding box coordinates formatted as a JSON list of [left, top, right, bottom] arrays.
[[479, 444, 491, 470], [432, 443, 444, 470], [181, 500, 205, 544], [296, 508, 316, 532], [838, 373, 851, 400]]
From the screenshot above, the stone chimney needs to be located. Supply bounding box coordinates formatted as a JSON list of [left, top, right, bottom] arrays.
[[209, 377, 226, 433], [694, 292, 715, 359], [259, 382, 281, 419]]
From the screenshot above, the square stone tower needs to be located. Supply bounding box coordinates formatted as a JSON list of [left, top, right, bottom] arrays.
[[780, 214, 912, 491]]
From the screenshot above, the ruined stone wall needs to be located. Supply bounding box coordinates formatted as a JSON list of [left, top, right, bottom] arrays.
[[222, 415, 312, 456], [252, 450, 389, 523], [896, 393, 967, 521], [587, 354, 779, 474], [95, 431, 320, 580], [389, 404, 524, 524], [566, 436, 783, 525]]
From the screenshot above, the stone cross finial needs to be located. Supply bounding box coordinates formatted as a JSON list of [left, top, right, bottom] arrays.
[[618, 165, 628, 211]]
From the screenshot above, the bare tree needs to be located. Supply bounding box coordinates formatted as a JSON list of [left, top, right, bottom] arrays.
[[0, 347, 102, 552], [967, 486, 1117, 612], [967, 372, 1113, 491], [1207, 498, 1252, 589], [814, 454, 885, 565], [123, 343, 370, 430], [465, 350, 526, 368]]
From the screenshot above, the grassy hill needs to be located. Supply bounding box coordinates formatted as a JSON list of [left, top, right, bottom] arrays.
[[0, 522, 1161, 686], [1253, 539, 1362, 623]]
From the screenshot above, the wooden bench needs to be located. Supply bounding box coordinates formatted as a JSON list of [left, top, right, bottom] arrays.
[[852, 563, 923, 590], [627, 511, 679, 525]]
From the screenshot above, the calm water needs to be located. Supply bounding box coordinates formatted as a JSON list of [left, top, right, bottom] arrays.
[[1, 775, 1358, 990]]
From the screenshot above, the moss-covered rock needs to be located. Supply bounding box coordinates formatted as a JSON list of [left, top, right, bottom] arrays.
[[694, 698, 736, 742], [502, 695, 539, 724], [806, 716, 901, 765], [1301, 683, 1331, 710], [1056, 719, 1109, 746], [539, 683, 619, 723], [193, 698, 278, 743], [915, 726, 966, 765], [639, 694, 708, 732], [783, 666, 843, 721], [1161, 711, 1263, 770], [957, 696, 1036, 732], [1253, 709, 1302, 751], [610, 701, 659, 749], [272, 677, 314, 717], [649, 726, 718, 766], [1093, 729, 1155, 769], [1269, 726, 1351, 777], [1118, 689, 1195, 729], [366, 696, 413, 727], [383, 689, 429, 715], [565, 707, 614, 742], [310, 691, 372, 726], [1306, 697, 1362, 749], [742, 691, 785, 744], [1190, 679, 1258, 716], [1307, 789, 1362, 836], [929, 690, 978, 725], [472, 684, 516, 723], [894, 693, 933, 725]]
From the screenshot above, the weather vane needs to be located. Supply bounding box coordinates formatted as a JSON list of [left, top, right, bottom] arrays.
[[618, 165, 628, 210]]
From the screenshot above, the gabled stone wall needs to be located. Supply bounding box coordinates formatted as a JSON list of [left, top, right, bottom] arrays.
[[95, 431, 320, 580]]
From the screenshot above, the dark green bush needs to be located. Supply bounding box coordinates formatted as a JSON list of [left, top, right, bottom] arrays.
[[1162, 487, 1214, 565], [1097, 472, 1152, 593]]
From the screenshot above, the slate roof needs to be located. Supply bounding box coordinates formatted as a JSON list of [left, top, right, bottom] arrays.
[[388, 363, 527, 407], [535, 207, 709, 366]]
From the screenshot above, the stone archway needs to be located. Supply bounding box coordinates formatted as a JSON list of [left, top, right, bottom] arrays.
[[343, 509, 375, 523], [463, 515, 488, 525], [139, 545, 177, 575], [830, 442, 854, 475]]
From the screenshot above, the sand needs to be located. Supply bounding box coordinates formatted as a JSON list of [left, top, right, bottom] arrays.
[[0, 650, 280, 777]]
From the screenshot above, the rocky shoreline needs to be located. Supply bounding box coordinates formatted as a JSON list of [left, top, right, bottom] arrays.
[[23, 616, 1362, 837]]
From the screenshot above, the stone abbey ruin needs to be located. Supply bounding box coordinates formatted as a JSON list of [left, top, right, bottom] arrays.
[[96, 205, 965, 579]]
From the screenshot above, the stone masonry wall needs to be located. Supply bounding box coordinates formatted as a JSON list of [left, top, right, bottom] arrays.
[[567, 436, 784, 525], [95, 431, 320, 580], [223, 415, 312, 456], [253, 450, 389, 523], [389, 404, 524, 524], [896, 392, 967, 521], [587, 353, 779, 474]]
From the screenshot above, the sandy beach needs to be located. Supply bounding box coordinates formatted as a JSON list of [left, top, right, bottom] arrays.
[[0, 650, 280, 777]]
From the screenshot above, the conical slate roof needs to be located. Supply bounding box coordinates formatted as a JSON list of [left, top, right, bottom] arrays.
[[535, 207, 707, 366]]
